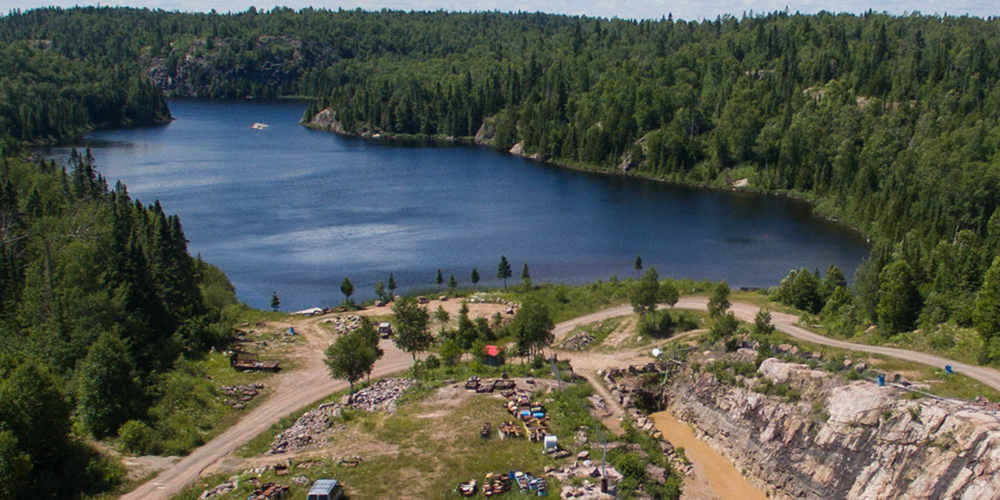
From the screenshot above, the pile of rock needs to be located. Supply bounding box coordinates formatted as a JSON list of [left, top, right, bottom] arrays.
[[220, 383, 264, 409], [267, 403, 346, 455], [348, 378, 418, 413], [324, 315, 363, 334], [268, 378, 417, 454], [200, 476, 239, 499], [563, 332, 596, 350], [559, 480, 615, 499]]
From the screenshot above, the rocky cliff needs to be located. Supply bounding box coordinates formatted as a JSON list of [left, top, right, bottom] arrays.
[[305, 108, 346, 134], [664, 358, 1000, 500]]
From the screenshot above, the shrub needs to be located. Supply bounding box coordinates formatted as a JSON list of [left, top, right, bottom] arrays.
[[423, 354, 441, 370], [117, 420, 159, 455]]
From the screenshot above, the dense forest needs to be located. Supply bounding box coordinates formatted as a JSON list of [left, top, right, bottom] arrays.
[[3, 5, 1000, 497], [3, 8, 1000, 354], [0, 21, 235, 499]]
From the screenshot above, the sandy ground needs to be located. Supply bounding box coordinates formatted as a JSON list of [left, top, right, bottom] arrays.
[[354, 297, 510, 322], [650, 411, 769, 500]]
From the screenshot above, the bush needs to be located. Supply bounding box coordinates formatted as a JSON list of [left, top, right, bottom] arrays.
[[638, 310, 675, 338], [423, 354, 441, 370], [117, 420, 159, 455]]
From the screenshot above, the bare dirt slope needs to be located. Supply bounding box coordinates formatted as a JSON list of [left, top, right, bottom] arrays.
[[120, 317, 413, 500]]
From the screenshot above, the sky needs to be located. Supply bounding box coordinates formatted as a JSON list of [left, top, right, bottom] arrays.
[[1, 0, 997, 21]]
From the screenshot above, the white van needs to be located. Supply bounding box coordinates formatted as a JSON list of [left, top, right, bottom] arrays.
[[307, 479, 343, 500]]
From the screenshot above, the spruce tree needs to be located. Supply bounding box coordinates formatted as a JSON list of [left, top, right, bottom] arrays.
[[497, 255, 512, 290], [471, 268, 480, 289]]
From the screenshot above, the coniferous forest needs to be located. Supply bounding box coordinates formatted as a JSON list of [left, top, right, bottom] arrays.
[[3, 6, 1000, 498]]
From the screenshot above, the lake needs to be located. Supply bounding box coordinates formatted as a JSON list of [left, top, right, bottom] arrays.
[[41, 99, 869, 310]]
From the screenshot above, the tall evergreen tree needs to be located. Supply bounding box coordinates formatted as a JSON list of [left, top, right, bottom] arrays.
[[497, 255, 512, 290], [470, 268, 480, 289]]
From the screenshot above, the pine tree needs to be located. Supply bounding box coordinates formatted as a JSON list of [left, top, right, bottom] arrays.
[[471, 268, 480, 289], [497, 255, 512, 290], [634, 254, 643, 279], [270, 291, 280, 312], [340, 277, 354, 302], [448, 273, 458, 291], [436, 269, 444, 290]]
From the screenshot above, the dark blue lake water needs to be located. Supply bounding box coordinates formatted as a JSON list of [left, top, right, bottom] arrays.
[[41, 100, 869, 310]]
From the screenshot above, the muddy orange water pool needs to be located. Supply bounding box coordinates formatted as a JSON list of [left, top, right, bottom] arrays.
[[650, 411, 769, 500]]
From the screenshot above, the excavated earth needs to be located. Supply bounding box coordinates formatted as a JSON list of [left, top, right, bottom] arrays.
[[652, 358, 1000, 500]]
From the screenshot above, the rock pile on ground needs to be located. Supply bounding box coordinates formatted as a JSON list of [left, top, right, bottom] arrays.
[[559, 480, 616, 499], [563, 332, 596, 350], [348, 378, 418, 413], [220, 383, 264, 410], [199, 477, 237, 499], [268, 378, 417, 454]]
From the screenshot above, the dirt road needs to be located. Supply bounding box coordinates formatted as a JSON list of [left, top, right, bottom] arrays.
[[552, 297, 1000, 393], [126, 296, 1000, 500], [121, 319, 414, 500]]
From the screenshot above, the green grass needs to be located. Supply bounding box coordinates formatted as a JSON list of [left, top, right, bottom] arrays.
[[560, 317, 624, 350], [175, 380, 605, 500]]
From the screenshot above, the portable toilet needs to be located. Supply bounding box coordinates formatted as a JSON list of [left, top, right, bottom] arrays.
[[543, 435, 558, 451], [307, 479, 343, 500], [288, 327, 296, 336]]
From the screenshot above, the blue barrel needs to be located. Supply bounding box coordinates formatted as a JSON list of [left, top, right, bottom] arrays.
[[946, 365, 953, 374], [877, 375, 885, 386]]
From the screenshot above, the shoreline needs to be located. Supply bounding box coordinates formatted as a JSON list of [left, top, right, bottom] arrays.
[[302, 116, 871, 245]]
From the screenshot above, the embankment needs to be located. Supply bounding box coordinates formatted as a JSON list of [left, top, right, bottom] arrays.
[[659, 358, 1000, 499]]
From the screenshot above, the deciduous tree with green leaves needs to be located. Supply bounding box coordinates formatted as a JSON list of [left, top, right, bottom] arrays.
[[324, 329, 379, 395], [707, 282, 731, 318], [391, 297, 432, 362], [630, 267, 661, 316]]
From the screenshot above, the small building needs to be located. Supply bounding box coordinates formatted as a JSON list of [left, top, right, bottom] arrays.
[[378, 322, 393, 338], [307, 479, 343, 500], [484, 344, 503, 367]]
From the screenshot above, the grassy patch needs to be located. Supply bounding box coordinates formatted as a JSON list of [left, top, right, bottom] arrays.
[[560, 317, 623, 350], [175, 381, 605, 500]]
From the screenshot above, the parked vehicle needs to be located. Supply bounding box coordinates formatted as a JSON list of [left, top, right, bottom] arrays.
[[306, 479, 343, 500], [378, 322, 393, 338]]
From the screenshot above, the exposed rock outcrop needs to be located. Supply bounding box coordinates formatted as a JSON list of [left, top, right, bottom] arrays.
[[144, 36, 304, 97], [306, 109, 346, 134], [665, 358, 1000, 500], [474, 120, 496, 145]]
